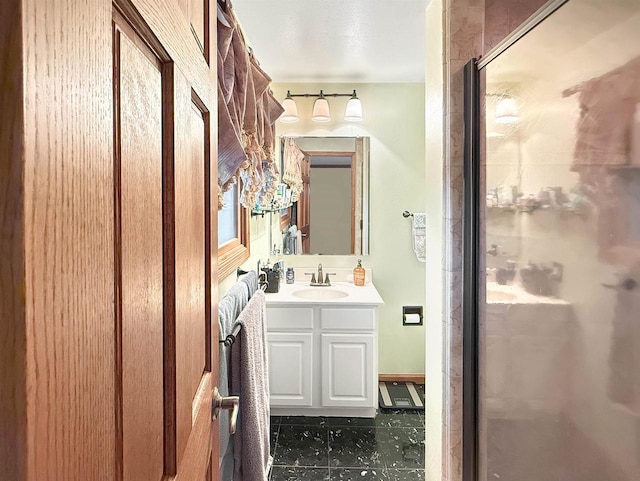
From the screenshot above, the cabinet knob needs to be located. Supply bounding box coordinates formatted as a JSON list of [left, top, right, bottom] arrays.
[[211, 386, 240, 434]]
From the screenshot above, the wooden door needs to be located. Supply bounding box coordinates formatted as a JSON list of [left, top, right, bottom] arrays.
[[297, 154, 311, 253], [0, 0, 220, 480], [113, 2, 219, 480], [353, 138, 365, 255]]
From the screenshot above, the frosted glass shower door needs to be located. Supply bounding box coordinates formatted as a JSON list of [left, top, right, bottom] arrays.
[[475, 1, 640, 480]]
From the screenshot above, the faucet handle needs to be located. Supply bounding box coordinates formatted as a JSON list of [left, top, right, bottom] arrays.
[[305, 272, 317, 284], [324, 273, 336, 286]]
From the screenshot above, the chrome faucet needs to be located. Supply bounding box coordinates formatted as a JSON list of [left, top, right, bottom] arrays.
[[304, 263, 335, 286]]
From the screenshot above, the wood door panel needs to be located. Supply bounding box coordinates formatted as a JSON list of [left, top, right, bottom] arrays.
[[0, 1, 26, 478], [187, 101, 207, 397], [7, 0, 118, 479], [2, 0, 218, 479], [353, 139, 364, 255], [298, 154, 311, 253], [174, 374, 214, 481], [174, 70, 208, 466], [118, 31, 165, 481], [115, 0, 214, 100], [190, 0, 205, 53]]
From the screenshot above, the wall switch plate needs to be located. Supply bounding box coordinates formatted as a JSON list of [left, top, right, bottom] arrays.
[[402, 306, 423, 325]]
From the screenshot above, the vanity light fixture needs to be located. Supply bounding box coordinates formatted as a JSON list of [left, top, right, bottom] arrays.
[[312, 91, 331, 122], [278, 89, 363, 123], [344, 91, 363, 122], [280, 91, 300, 123]]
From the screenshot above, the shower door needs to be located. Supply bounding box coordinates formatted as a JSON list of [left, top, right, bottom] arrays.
[[464, 0, 640, 479]]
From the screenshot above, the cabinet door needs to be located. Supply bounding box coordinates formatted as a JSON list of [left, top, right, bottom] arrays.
[[321, 333, 375, 408], [268, 332, 313, 406]]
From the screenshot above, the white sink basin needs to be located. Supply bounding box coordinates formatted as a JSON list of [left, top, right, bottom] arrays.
[[292, 288, 349, 300], [487, 290, 517, 302]]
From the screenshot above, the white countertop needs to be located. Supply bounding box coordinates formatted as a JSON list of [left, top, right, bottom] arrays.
[[265, 281, 384, 306], [487, 282, 570, 305]]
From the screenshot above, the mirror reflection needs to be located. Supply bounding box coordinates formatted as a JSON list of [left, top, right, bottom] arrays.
[[279, 136, 370, 255], [479, 1, 640, 479]]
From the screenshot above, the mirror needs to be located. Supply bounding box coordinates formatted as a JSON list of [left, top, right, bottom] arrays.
[[279, 136, 370, 255]]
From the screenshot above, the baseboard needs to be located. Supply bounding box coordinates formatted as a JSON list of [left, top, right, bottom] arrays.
[[379, 374, 425, 384]]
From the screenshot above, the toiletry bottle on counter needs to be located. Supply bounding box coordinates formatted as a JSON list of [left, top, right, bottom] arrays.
[[353, 259, 365, 286], [286, 267, 295, 284]]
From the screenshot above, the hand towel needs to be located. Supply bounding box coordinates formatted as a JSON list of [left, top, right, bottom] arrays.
[[240, 270, 258, 299], [218, 282, 250, 477], [412, 213, 426, 262], [295, 229, 303, 255], [231, 290, 270, 481]]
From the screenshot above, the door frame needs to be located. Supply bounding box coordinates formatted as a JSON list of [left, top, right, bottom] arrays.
[[303, 150, 356, 255], [461, 58, 480, 481]]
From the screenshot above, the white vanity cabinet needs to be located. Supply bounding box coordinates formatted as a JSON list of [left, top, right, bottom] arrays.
[[268, 332, 314, 406], [266, 307, 314, 407], [321, 333, 375, 408], [266, 303, 380, 417]]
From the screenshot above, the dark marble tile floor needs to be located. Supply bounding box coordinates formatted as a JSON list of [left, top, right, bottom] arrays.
[[270, 408, 425, 480]]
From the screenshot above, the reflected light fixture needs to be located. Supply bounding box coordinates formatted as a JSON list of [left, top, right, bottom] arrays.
[[495, 96, 519, 125], [278, 89, 364, 123], [280, 91, 299, 123]]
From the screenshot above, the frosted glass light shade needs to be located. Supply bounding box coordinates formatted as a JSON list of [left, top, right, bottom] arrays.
[[495, 97, 519, 125], [344, 97, 363, 121], [312, 98, 331, 122], [280, 97, 299, 123]]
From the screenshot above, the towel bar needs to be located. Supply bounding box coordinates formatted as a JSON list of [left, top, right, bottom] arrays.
[[222, 271, 268, 347], [219, 323, 242, 347]]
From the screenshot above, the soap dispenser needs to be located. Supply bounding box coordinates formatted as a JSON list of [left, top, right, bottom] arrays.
[[353, 259, 365, 286]]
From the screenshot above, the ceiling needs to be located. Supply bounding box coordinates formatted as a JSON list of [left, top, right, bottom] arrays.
[[230, 0, 430, 83], [488, 0, 640, 86]]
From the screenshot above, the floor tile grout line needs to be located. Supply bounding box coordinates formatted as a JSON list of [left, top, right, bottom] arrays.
[[271, 418, 425, 475], [271, 422, 279, 468], [274, 465, 422, 469], [326, 424, 331, 476]]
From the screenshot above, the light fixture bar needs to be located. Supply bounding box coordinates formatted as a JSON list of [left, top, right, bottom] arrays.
[[288, 91, 356, 98], [278, 89, 363, 123]]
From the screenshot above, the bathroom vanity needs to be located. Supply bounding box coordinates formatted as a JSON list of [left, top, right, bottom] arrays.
[[264, 276, 384, 417], [485, 282, 575, 416]]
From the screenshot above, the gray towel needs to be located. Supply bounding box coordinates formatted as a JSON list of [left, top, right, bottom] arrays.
[[218, 282, 250, 479], [231, 290, 270, 481], [240, 270, 258, 299]]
